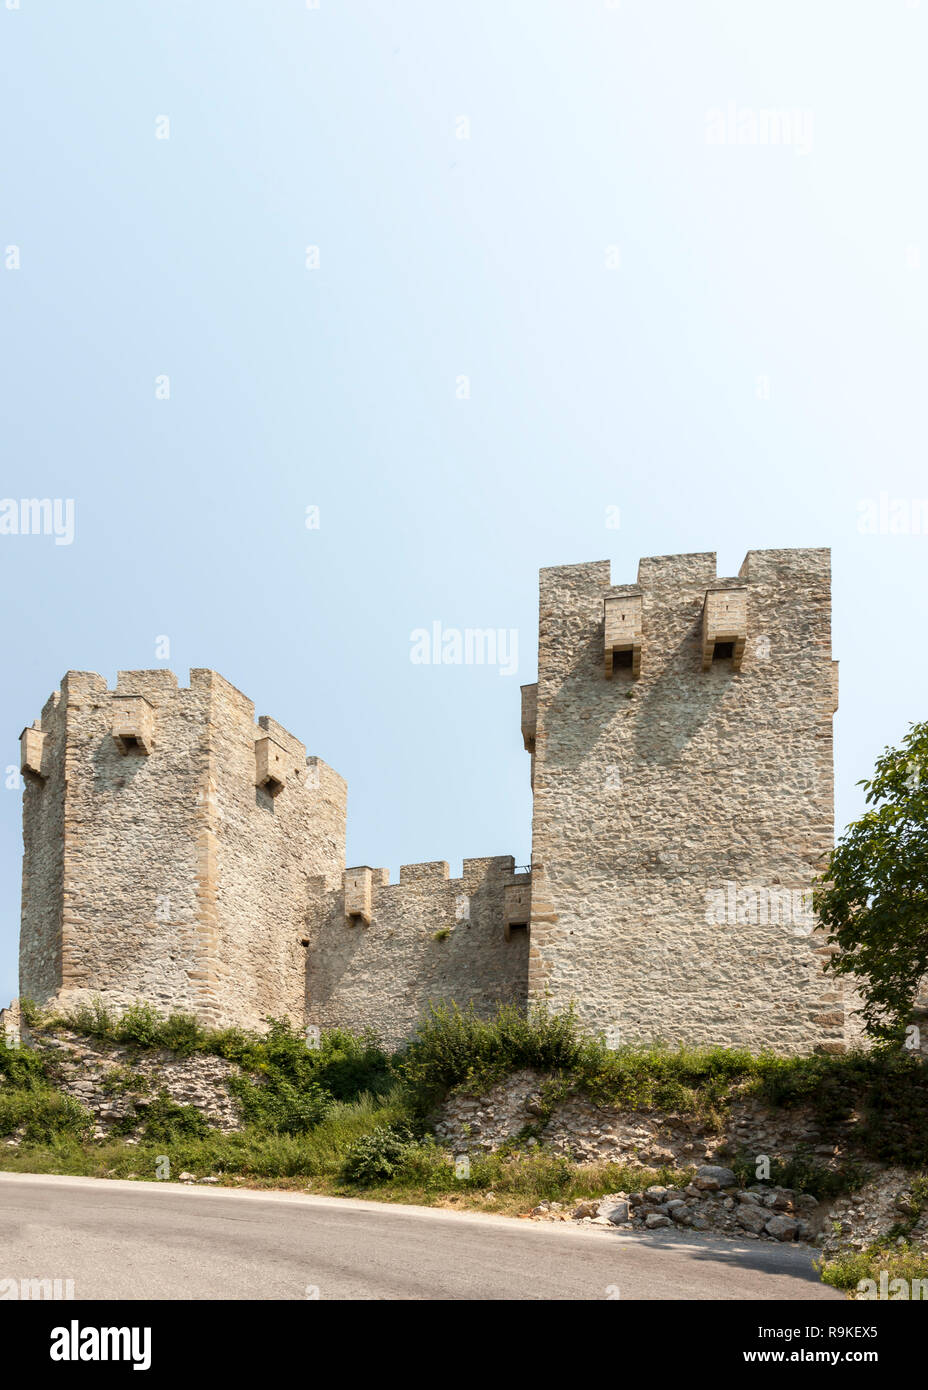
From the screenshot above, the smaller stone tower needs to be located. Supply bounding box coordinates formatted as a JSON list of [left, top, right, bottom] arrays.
[[19, 669, 346, 1030]]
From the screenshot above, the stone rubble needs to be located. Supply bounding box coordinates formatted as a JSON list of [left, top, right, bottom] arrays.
[[528, 1168, 818, 1244], [433, 1070, 841, 1172], [434, 1070, 927, 1253], [820, 1168, 928, 1259], [8, 1029, 245, 1140]]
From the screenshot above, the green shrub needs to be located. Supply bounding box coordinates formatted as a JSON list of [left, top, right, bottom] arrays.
[[392, 1137, 458, 1190], [399, 1003, 759, 1119], [137, 1091, 211, 1143], [114, 1003, 168, 1049], [386, 1142, 690, 1203], [56, 998, 213, 1055], [223, 1019, 391, 1133], [820, 1242, 928, 1298], [225, 1018, 333, 1133], [0, 1087, 93, 1142], [342, 1124, 417, 1185], [0, 1037, 49, 1090], [754, 1049, 928, 1167], [20, 998, 928, 1177], [399, 1003, 593, 1098], [157, 1013, 205, 1056], [310, 1030, 393, 1102], [727, 1147, 868, 1202], [229, 1074, 331, 1134], [204, 1026, 253, 1060], [60, 996, 116, 1039], [398, 1004, 928, 1169]]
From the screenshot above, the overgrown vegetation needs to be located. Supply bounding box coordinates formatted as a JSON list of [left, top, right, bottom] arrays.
[[136, 1092, 211, 1143], [819, 1242, 928, 1298], [341, 1124, 420, 1184], [0, 1033, 93, 1142], [727, 1148, 868, 1203], [750, 1048, 928, 1169], [397, 1004, 928, 1169], [0, 1087, 93, 1144], [4, 1000, 928, 1244]]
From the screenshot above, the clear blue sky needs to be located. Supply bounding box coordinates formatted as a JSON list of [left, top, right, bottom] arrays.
[[2, 1, 926, 1005]]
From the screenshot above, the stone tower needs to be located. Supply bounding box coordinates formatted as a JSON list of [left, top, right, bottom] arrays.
[[521, 549, 844, 1053], [18, 669, 346, 1029]]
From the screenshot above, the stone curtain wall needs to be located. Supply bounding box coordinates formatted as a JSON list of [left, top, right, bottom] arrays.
[[18, 669, 346, 1031], [305, 857, 530, 1048], [527, 550, 844, 1054]]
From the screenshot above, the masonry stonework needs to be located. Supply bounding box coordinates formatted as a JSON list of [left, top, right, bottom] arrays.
[[16, 548, 851, 1053], [526, 549, 843, 1053], [19, 669, 345, 1029], [305, 859, 529, 1048]]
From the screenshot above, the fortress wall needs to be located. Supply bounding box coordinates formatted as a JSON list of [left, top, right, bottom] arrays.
[[528, 549, 844, 1054], [305, 857, 530, 1048], [16, 547, 849, 1055]]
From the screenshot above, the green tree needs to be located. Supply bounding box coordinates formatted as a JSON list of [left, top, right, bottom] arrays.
[[815, 721, 928, 1043]]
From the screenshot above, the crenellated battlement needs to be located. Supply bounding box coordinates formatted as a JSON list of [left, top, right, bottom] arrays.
[[304, 857, 530, 1044]]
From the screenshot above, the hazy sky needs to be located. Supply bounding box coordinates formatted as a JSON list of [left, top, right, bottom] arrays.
[[2, 0, 926, 1005]]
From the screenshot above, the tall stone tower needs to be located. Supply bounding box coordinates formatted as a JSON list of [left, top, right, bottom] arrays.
[[521, 549, 844, 1053], [18, 669, 346, 1030]]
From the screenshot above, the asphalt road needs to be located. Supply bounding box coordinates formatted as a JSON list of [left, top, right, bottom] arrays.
[[0, 1172, 843, 1301]]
